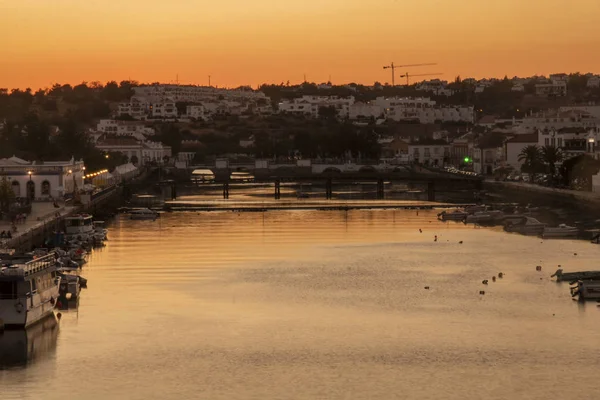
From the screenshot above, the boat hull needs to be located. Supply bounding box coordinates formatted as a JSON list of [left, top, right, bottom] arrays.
[[0, 287, 60, 328]]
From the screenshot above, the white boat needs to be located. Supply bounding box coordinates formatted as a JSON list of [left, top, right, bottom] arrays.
[[438, 210, 468, 221], [465, 210, 504, 224], [542, 224, 579, 239], [570, 280, 600, 301], [130, 208, 159, 220], [0, 253, 61, 328], [504, 217, 546, 235], [64, 214, 95, 241]]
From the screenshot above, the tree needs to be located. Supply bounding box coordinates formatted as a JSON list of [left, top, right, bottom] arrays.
[[0, 176, 15, 212], [540, 145, 563, 182], [518, 145, 542, 181], [560, 154, 600, 190], [130, 155, 139, 165]]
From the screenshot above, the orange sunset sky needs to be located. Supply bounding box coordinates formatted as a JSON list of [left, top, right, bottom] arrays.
[[2, 0, 600, 90]]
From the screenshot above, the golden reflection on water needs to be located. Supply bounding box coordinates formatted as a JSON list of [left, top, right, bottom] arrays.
[[2, 209, 600, 400]]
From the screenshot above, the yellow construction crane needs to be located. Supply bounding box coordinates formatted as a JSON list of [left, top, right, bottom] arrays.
[[399, 72, 443, 86], [383, 63, 437, 86]]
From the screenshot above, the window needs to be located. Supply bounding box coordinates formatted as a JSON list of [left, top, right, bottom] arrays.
[[545, 138, 549, 146], [413, 148, 420, 155], [424, 148, 431, 157], [41, 181, 50, 196], [433, 147, 440, 155], [558, 138, 563, 147]]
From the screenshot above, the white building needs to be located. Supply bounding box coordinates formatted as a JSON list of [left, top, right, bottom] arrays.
[[511, 84, 525, 92], [117, 98, 148, 119], [133, 84, 268, 103], [559, 105, 600, 120], [504, 132, 539, 171], [373, 97, 474, 123], [519, 110, 600, 133], [95, 136, 143, 164], [96, 120, 155, 139], [535, 82, 567, 97], [587, 76, 600, 88], [349, 102, 384, 120], [278, 96, 355, 118], [0, 156, 85, 199], [537, 127, 599, 160], [408, 140, 451, 166], [142, 141, 172, 164], [149, 101, 178, 119], [186, 104, 210, 121]]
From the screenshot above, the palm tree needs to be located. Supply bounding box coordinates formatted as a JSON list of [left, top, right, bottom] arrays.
[[518, 145, 542, 182], [541, 145, 563, 184]]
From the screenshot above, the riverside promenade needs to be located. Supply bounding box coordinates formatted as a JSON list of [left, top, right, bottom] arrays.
[[0, 202, 77, 251]]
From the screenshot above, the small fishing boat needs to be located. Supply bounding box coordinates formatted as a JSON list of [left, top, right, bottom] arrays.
[[58, 273, 82, 301], [551, 268, 600, 282], [542, 224, 579, 239], [570, 280, 600, 300], [465, 210, 504, 224], [504, 217, 546, 235], [438, 210, 468, 221], [130, 208, 159, 220]]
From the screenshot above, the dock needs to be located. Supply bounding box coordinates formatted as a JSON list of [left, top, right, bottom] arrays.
[[164, 199, 474, 212]]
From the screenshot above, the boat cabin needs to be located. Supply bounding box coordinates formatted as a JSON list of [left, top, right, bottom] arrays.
[[64, 214, 94, 235]]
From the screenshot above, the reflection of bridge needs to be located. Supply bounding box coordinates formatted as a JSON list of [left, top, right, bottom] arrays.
[[185, 159, 482, 201]]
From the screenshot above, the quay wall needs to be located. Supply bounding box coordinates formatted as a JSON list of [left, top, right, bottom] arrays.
[[484, 181, 600, 215], [3, 186, 122, 252]]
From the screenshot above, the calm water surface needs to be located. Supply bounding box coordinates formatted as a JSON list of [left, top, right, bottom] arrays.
[[2, 209, 600, 400]]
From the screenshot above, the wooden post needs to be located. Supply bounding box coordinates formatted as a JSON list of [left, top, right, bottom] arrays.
[[377, 178, 384, 199], [326, 178, 333, 200], [274, 180, 281, 200], [427, 181, 435, 202], [223, 182, 229, 199]]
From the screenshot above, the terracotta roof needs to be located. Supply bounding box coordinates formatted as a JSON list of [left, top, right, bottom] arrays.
[[505, 132, 538, 143]]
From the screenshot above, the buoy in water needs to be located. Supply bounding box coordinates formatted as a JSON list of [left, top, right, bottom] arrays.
[[492, 276, 496, 282], [479, 291, 486, 295], [482, 280, 489, 285], [459, 241, 463, 244], [498, 272, 504, 278], [536, 266, 542, 271], [424, 286, 430, 290]]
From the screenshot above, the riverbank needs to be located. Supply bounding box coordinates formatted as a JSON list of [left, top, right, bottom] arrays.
[[484, 181, 600, 214], [0, 202, 78, 251], [164, 199, 475, 212]]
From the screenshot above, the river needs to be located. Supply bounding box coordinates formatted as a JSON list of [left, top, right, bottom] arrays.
[[1, 209, 600, 399]]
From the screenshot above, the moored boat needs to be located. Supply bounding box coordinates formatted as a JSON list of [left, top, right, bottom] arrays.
[[570, 280, 600, 301], [0, 253, 61, 328], [438, 210, 468, 221], [465, 210, 504, 224], [542, 224, 579, 239], [504, 217, 546, 235], [551, 268, 600, 282]]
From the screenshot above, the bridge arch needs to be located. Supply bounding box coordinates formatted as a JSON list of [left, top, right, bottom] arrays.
[[322, 167, 342, 175], [359, 165, 377, 173]]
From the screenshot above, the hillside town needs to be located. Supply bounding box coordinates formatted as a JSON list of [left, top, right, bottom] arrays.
[[2, 72, 600, 198]]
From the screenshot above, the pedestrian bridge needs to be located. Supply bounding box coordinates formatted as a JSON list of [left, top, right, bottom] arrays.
[[187, 159, 480, 182]]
